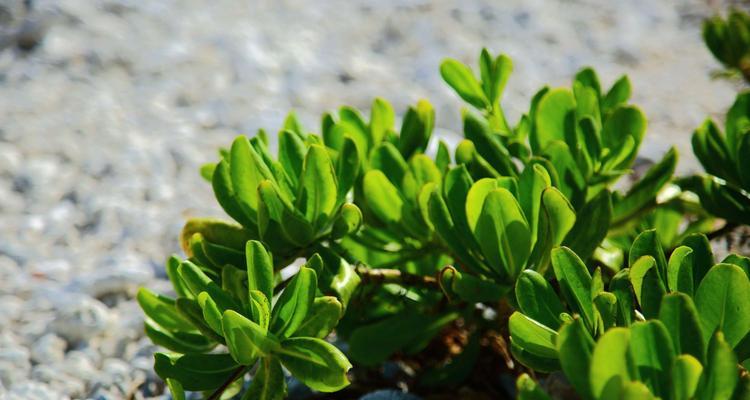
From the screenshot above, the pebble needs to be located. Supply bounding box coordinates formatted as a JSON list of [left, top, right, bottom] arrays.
[[49, 295, 111, 343], [0, 346, 30, 388], [30, 333, 66, 364]]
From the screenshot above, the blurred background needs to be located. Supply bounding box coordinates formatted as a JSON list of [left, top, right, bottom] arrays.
[[0, 0, 742, 398]]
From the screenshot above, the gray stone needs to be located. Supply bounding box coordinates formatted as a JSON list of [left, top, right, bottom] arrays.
[[30, 333, 66, 364], [49, 295, 111, 343], [4, 381, 65, 400], [0, 346, 30, 388]]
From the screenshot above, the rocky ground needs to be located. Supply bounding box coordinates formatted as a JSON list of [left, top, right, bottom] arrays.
[[0, 0, 743, 398]]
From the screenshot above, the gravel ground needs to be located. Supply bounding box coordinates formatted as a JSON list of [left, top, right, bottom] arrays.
[[0, 0, 741, 398]]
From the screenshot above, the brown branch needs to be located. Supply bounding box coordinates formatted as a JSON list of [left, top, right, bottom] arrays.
[[206, 366, 249, 400], [355, 265, 439, 289]]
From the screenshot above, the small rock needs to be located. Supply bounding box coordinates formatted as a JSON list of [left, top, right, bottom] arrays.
[[0, 346, 30, 387], [30, 333, 66, 364], [4, 381, 66, 400], [49, 295, 111, 343], [69, 254, 153, 299], [30, 364, 85, 397], [61, 350, 98, 381]]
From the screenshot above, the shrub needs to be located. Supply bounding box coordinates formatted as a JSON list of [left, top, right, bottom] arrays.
[[139, 48, 750, 399]]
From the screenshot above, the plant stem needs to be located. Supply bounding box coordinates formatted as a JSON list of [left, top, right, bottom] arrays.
[[355, 265, 439, 289], [206, 366, 249, 400]]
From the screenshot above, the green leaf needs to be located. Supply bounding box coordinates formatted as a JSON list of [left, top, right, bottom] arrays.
[[197, 292, 224, 336], [725, 92, 750, 157], [212, 159, 257, 228], [658, 293, 705, 363], [618, 382, 655, 400], [440, 59, 488, 109], [486, 52, 513, 105], [331, 203, 362, 240], [231, 136, 274, 222], [137, 288, 194, 332], [516, 374, 552, 400], [246, 240, 274, 302], [178, 261, 241, 312], [539, 187, 576, 246], [723, 253, 750, 278], [593, 292, 617, 334], [739, 133, 750, 189], [335, 137, 360, 203], [515, 270, 565, 330], [222, 310, 280, 363], [270, 267, 317, 339], [440, 267, 509, 303], [144, 319, 216, 354], [590, 328, 636, 399], [610, 268, 635, 326], [154, 352, 239, 392], [629, 229, 668, 286], [680, 233, 714, 289], [370, 97, 394, 146], [298, 145, 338, 228], [166, 378, 185, 400], [519, 164, 552, 246], [667, 246, 695, 296], [600, 106, 646, 170], [462, 114, 518, 177], [349, 310, 457, 366], [671, 355, 703, 400], [244, 357, 286, 400], [697, 331, 739, 400], [248, 290, 271, 332], [563, 190, 612, 261], [629, 321, 675, 397], [629, 256, 667, 319], [277, 337, 351, 392], [551, 247, 595, 333], [363, 170, 403, 226], [181, 218, 255, 253], [601, 76, 631, 114], [399, 100, 434, 159], [293, 296, 342, 338], [278, 130, 305, 187], [694, 264, 750, 348], [612, 147, 677, 224], [175, 297, 226, 344], [531, 88, 576, 154], [474, 188, 531, 278], [557, 319, 595, 400], [508, 312, 558, 360]]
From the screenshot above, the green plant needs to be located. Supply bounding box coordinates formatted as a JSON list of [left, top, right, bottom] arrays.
[[138, 48, 750, 399], [704, 8, 750, 83], [682, 91, 750, 227]]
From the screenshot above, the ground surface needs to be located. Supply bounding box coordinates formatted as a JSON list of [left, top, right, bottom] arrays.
[[0, 0, 741, 398]]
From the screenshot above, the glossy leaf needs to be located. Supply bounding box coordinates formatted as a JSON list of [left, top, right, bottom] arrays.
[[270, 266, 317, 339], [557, 319, 595, 399], [440, 59, 488, 109], [516, 270, 565, 330], [694, 264, 750, 348], [277, 337, 351, 392], [551, 247, 595, 333], [222, 310, 279, 363], [658, 293, 705, 362], [245, 357, 286, 400]]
